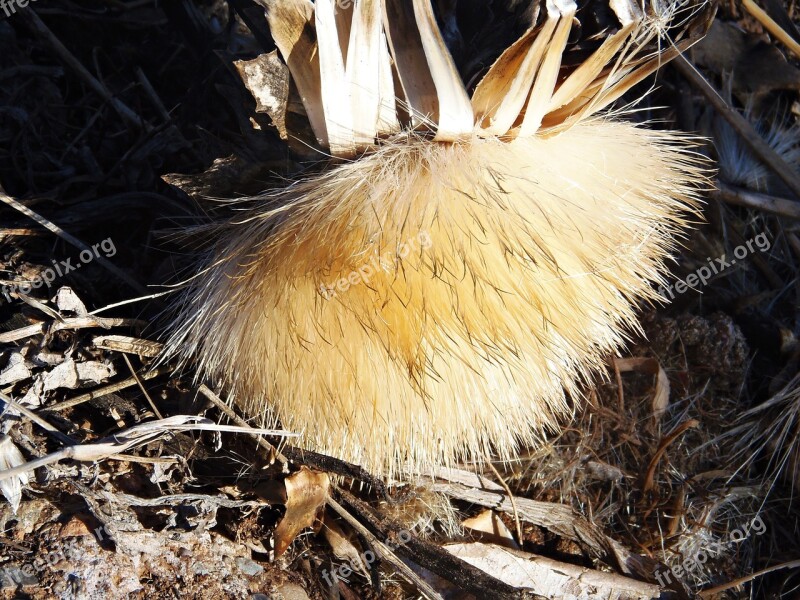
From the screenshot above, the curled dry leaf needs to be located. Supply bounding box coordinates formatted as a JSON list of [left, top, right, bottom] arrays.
[[462, 509, 518, 549], [273, 467, 330, 556], [233, 51, 290, 140], [614, 357, 671, 421], [0, 436, 29, 514], [54, 287, 87, 316], [321, 513, 370, 579], [42, 358, 116, 392]]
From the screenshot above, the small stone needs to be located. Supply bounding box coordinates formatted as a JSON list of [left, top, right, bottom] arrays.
[[274, 583, 311, 600], [235, 557, 264, 577]]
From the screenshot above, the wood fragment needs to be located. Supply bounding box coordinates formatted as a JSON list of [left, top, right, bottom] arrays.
[[712, 180, 800, 220], [92, 335, 163, 358], [335, 488, 543, 599], [0, 316, 145, 344]]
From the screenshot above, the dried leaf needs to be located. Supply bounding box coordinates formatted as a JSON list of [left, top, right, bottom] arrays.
[[263, 0, 329, 148], [234, 51, 290, 140], [614, 357, 671, 420], [546, 23, 634, 112], [346, 0, 383, 146], [42, 359, 116, 392], [273, 467, 330, 556], [0, 352, 32, 386], [462, 509, 518, 549], [54, 287, 87, 316], [315, 0, 356, 155], [383, 0, 438, 129], [0, 436, 28, 514], [411, 0, 473, 140], [473, 18, 558, 136], [520, 0, 577, 136], [322, 514, 370, 578]]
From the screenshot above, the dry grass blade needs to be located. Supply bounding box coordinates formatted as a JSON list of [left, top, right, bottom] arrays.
[[520, 0, 577, 136], [474, 18, 558, 137], [316, 0, 356, 156], [641, 419, 700, 494], [411, 0, 473, 140], [698, 559, 800, 598], [383, 0, 438, 129], [261, 0, 328, 148], [0, 416, 297, 483]]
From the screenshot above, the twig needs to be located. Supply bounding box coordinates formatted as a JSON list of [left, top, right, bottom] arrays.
[[712, 180, 800, 219], [197, 384, 288, 467], [0, 316, 145, 344], [698, 559, 800, 597], [674, 55, 800, 200], [123, 355, 163, 419], [327, 496, 445, 600], [486, 461, 524, 547], [742, 0, 800, 59], [43, 366, 170, 412], [0, 189, 149, 294], [134, 67, 173, 124], [17, 9, 148, 130]]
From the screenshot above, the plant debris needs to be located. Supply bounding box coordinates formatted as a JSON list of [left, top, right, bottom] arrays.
[[0, 0, 799, 598]]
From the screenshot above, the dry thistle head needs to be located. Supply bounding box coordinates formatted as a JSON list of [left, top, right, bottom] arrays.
[[164, 0, 713, 478]]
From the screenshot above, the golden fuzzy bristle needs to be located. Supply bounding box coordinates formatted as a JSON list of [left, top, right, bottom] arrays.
[[163, 0, 713, 477], [165, 120, 705, 478]]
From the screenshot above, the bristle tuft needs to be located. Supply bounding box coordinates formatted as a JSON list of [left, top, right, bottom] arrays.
[[163, 120, 707, 478]]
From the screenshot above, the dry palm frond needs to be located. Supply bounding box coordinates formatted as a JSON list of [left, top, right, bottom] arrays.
[[163, 0, 713, 478]]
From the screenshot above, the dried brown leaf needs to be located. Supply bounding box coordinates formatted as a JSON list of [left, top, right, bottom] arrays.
[[613, 357, 671, 420], [273, 467, 330, 556]]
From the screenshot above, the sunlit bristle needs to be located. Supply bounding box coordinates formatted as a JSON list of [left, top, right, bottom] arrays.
[[163, 0, 712, 477], [164, 121, 708, 478]]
